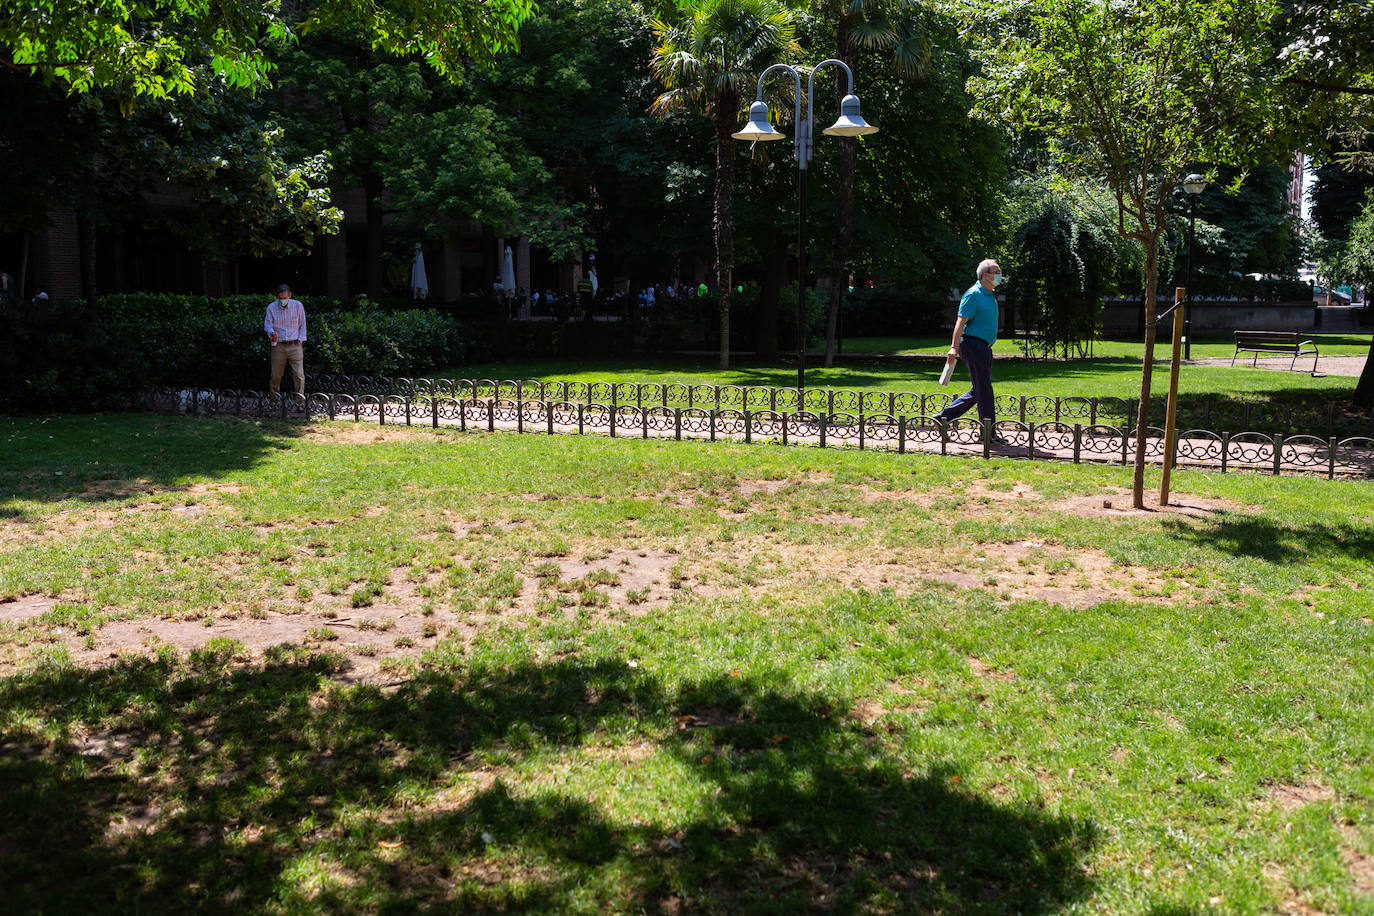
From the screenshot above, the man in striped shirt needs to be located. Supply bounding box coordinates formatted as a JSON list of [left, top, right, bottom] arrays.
[[264, 284, 307, 397]]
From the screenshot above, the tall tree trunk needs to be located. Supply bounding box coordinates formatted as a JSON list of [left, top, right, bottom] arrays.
[[363, 172, 385, 297], [824, 20, 857, 368], [1354, 334, 1374, 406], [77, 215, 98, 327], [714, 116, 736, 369], [1132, 235, 1160, 508]]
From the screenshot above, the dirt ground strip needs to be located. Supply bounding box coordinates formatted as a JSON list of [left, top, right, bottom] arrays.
[[2, 464, 1239, 679]]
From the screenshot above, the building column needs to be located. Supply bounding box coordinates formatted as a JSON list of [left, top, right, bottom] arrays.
[[31, 209, 82, 299]]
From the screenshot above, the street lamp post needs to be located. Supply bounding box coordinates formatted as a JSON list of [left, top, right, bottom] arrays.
[[1181, 173, 1207, 361], [731, 60, 877, 396]]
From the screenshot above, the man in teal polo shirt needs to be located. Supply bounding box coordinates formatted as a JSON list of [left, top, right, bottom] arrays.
[[937, 258, 1005, 432]]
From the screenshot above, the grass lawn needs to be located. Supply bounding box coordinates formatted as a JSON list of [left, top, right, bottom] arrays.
[[840, 335, 1374, 360], [445, 335, 1365, 404], [3, 414, 1373, 914]]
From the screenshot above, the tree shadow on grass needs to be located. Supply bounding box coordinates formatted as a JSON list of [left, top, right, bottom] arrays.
[[0, 414, 304, 517], [1160, 514, 1374, 565], [1, 651, 1098, 914]]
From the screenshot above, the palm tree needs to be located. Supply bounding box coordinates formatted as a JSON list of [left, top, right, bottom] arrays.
[[821, 0, 929, 366], [651, 0, 799, 370]]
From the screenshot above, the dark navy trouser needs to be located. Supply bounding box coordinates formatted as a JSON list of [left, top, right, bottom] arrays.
[[936, 335, 995, 423]]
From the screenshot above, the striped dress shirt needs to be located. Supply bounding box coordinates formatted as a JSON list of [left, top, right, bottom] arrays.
[[264, 298, 307, 342]]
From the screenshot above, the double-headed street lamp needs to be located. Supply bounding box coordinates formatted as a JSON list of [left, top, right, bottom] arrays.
[[1180, 173, 1207, 361], [731, 60, 877, 395]]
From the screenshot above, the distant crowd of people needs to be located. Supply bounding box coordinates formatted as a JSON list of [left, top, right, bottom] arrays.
[[493, 280, 715, 322], [0, 268, 47, 304]]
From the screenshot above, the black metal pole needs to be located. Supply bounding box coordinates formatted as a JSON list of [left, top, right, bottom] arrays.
[[1185, 198, 1195, 361], [798, 165, 807, 394]]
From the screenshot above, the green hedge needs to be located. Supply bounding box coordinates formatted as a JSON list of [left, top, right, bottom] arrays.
[[0, 295, 630, 412]]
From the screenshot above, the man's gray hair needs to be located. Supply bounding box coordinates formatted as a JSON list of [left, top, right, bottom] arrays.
[[976, 259, 999, 279]]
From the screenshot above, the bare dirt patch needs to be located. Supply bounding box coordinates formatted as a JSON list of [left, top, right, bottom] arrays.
[[967, 656, 1015, 681], [712, 536, 1187, 609], [1051, 489, 1253, 518], [521, 548, 684, 616], [1266, 781, 1337, 812], [298, 423, 438, 445], [1344, 843, 1374, 896], [0, 595, 58, 623]]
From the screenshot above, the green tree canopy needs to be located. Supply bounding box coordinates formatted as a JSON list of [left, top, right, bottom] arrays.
[[960, 0, 1284, 507], [0, 0, 535, 99]]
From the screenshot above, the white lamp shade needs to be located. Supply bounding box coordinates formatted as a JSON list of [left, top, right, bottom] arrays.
[[732, 100, 785, 142], [823, 94, 877, 137], [1182, 173, 1207, 195]]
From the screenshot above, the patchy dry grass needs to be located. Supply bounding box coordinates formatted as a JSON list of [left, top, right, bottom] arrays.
[[2, 414, 1373, 914]]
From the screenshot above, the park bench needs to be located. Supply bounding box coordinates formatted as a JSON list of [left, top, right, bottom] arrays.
[[1231, 330, 1319, 374]]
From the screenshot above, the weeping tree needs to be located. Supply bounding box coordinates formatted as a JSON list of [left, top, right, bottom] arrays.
[[959, 0, 1282, 508], [1009, 191, 1126, 359], [651, 0, 799, 370]]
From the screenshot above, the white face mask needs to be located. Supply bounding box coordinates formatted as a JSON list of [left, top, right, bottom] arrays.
[[988, 272, 1004, 288]]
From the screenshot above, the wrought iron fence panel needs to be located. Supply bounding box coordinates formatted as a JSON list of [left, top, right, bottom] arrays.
[[307, 394, 332, 418], [1024, 395, 1057, 421], [435, 397, 461, 421], [1137, 427, 1167, 459], [1336, 437, 1374, 474], [612, 383, 637, 406], [1281, 435, 1331, 470], [715, 408, 747, 436], [1095, 398, 1129, 424], [542, 400, 576, 426], [751, 409, 784, 438], [946, 419, 983, 445], [993, 394, 1019, 418], [830, 389, 860, 413], [994, 421, 1031, 447], [892, 392, 921, 416], [773, 388, 801, 412], [460, 398, 488, 424], [1034, 421, 1076, 451], [857, 391, 885, 414], [718, 386, 745, 409], [787, 411, 821, 438], [905, 416, 943, 444], [1226, 432, 1276, 466], [688, 384, 715, 409], [826, 411, 860, 442], [355, 395, 381, 419], [1176, 431, 1224, 464], [1081, 425, 1125, 456], [613, 404, 640, 432], [791, 387, 818, 411], [681, 407, 713, 434], [491, 398, 520, 423], [744, 386, 774, 410], [493, 381, 517, 400], [665, 383, 691, 409], [864, 413, 899, 442], [640, 383, 665, 407], [580, 403, 610, 430], [645, 406, 675, 433], [520, 400, 547, 424], [1057, 397, 1093, 421], [383, 396, 409, 421]]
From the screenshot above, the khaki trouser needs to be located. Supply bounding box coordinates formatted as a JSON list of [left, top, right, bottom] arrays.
[[269, 342, 305, 396]]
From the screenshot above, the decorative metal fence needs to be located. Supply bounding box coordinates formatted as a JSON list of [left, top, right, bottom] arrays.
[[140, 376, 1374, 479]]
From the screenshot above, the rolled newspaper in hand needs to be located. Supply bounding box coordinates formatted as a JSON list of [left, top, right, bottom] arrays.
[[938, 358, 955, 386]]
